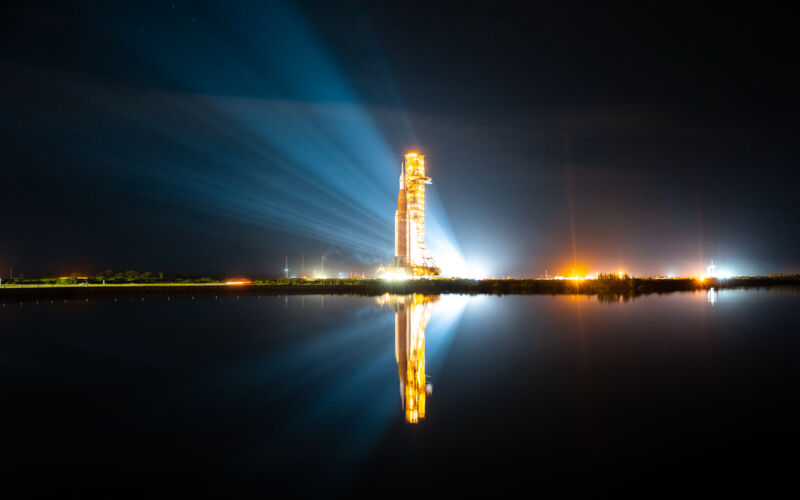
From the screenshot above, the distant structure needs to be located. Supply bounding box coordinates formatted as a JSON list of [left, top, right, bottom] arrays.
[[388, 152, 440, 278], [707, 260, 717, 277]]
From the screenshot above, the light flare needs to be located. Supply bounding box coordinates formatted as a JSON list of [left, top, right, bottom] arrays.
[[225, 279, 252, 285]]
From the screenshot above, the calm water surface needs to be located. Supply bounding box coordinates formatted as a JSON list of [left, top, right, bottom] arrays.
[[2, 290, 799, 495]]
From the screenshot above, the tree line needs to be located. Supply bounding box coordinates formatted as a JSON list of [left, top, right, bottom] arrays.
[[2, 270, 219, 285]]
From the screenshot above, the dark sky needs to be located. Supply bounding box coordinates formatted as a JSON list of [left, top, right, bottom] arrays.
[[1, 1, 798, 278]]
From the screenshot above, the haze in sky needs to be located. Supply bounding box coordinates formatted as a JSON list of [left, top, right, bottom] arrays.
[[2, 1, 798, 277]]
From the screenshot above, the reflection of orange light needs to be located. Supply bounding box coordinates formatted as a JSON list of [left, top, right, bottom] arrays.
[[383, 293, 438, 424], [225, 279, 252, 285]]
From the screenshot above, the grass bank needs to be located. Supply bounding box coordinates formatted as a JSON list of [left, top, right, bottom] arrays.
[[1, 276, 798, 303]]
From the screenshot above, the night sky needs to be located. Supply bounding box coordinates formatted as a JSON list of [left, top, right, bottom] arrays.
[[2, 1, 798, 278]]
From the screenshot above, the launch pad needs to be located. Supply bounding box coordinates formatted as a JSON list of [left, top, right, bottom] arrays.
[[382, 152, 440, 279]]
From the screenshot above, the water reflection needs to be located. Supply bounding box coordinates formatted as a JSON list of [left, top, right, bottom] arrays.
[[596, 293, 635, 304], [377, 294, 439, 423], [4, 291, 800, 495], [708, 287, 717, 305]]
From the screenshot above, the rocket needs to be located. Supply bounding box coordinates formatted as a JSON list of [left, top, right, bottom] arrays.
[[394, 166, 407, 267], [392, 152, 440, 276]]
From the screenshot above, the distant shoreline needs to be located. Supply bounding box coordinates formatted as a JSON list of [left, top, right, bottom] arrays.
[[1, 277, 798, 303]]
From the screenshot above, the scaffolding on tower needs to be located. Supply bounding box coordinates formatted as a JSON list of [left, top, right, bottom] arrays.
[[387, 152, 440, 278]]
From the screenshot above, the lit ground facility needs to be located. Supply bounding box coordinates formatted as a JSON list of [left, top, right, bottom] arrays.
[[389, 152, 440, 278]]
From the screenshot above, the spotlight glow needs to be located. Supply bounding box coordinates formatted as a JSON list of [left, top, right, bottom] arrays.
[[425, 236, 488, 279], [438, 254, 487, 279], [717, 269, 734, 279], [381, 271, 409, 281], [225, 279, 252, 285]]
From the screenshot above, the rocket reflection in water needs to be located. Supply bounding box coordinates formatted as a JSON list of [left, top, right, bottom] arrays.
[[378, 294, 439, 423]]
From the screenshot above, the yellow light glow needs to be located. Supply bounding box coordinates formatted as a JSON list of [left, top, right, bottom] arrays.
[[381, 293, 438, 424], [380, 269, 410, 281], [225, 279, 252, 285], [557, 265, 591, 281]]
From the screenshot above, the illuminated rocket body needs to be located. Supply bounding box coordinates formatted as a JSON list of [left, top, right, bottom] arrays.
[[395, 174, 407, 264], [393, 152, 440, 276]]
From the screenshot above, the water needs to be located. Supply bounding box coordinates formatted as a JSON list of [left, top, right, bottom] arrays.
[[2, 289, 799, 495]]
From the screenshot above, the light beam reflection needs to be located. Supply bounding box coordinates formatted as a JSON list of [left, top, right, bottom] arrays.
[[378, 293, 470, 423]]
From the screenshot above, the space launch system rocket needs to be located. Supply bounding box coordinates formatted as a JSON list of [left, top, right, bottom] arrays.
[[392, 152, 440, 277]]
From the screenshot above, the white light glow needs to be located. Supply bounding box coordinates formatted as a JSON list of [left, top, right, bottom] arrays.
[[424, 203, 491, 279], [426, 243, 487, 279], [702, 260, 735, 280], [716, 269, 734, 279], [378, 268, 410, 281]]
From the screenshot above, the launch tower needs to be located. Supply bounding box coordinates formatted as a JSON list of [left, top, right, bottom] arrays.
[[391, 152, 440, 277]]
